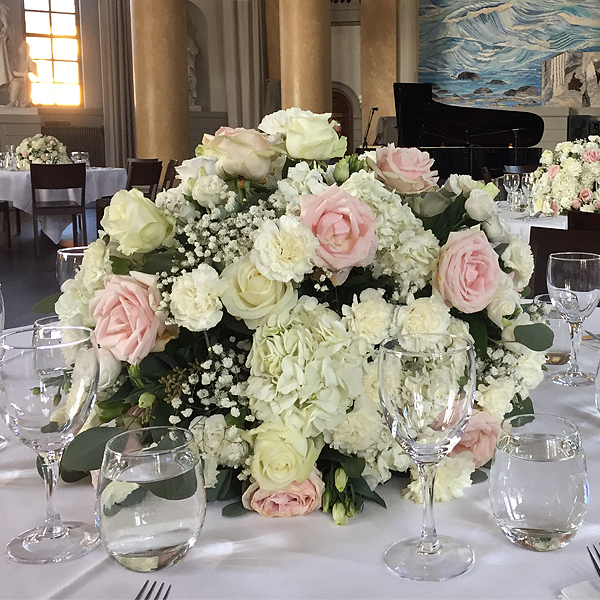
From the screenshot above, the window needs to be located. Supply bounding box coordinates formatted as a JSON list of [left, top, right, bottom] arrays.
[[24, 0, 81, 106]]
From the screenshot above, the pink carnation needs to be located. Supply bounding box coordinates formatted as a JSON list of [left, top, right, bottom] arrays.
[[583, 149, 599, 163], [451, 409, 502, 468], [242, 469, 325, 518], [434, 229, 501, 313], [300, 185, 377, 285], [547, 164, 561, 181]]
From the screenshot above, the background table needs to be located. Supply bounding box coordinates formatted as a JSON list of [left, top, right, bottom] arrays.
[[497, 203, 567, 243], [0, 167, 127, 243], [1, 314, 600, 599]]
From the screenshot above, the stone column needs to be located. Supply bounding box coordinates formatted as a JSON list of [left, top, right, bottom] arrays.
[[279, 0, 331, 113], [361, 0, 397, 145], [130, 0, 190, 164], [397, 0, 419, 83]]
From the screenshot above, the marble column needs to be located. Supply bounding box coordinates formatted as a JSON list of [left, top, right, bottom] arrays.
[[361, 0, 397, 145], [130, 0, 190, 163], [397, 0, 419, 83], [279, 0, 331, 113]]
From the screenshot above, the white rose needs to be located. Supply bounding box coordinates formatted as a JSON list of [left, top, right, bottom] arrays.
[[342, 288, 393, 345], [78, 238, 112, 293], [465, 188, 497, 222], [98, 347, 122, 391], [540, 150, 554, 166], [476, 377, 515, 418], [482, 213, 510, 244], [259, 107, 346, 160], [175, 156, 217, 193], [444, 174, 478, 196], [501, 234, 535, 291], [486, 272, 520, 327], [101, 189, 175, 256], [191, 174, 227, 208], [221, 254, 297, 329], [251, 215, 316, 282], [170, 264, 227, 331], [391, 296, 451, 337]]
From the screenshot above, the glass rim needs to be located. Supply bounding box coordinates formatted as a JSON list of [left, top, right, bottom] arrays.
[[380, 334, 473, 357], [105, 426, 195, 458], [0, 324, 93, 351], [501, 413, 579, 439], [57, 246, 88, 256], [548, 252, 600, 262]]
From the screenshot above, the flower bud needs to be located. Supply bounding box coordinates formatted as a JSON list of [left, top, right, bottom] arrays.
[[332, 502, 347, 526], [138, 392, 156, 409], [322, 490, 331, 513], [334, 467, 348, 492], [128, 364, 144, 389], [333, 158, 350, 185]]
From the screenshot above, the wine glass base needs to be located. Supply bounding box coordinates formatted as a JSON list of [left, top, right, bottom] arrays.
[[550, 370, 595, 387], [384, 535, 474, 582], [0, 435, 8, 451], [5, 521, 100, 564]]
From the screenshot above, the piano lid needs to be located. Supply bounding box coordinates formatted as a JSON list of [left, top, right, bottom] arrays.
[[394, 83, 544, 149]]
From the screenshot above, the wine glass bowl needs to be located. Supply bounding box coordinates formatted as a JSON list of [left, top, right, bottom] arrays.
[[378, 334, 476, 581], [0, 325, 100, 563], [503, 173, 520, 210], [56, 246, 87, 289], [547, 252, 600, 387]]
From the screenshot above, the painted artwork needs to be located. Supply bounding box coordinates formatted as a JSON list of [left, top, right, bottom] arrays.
[[542, 52, 600, 107], [419, 0, 600, 108]]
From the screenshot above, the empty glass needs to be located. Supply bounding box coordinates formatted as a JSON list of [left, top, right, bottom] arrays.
[[533, 294, 571, 366], [4, 145, 16, 171], [80, 152, 90, 167], [378, 334, 476, 581], [489, 414, 588, 551], [0, 283, 7, 451], [0, 325, 100, 563], [56, 246, 87, 289], [97, 426, 206, 572], [521, 172, 535, 215], [503, 173, 520, 209], [70, 151, 81, 164], [547, 252, 600, 386]]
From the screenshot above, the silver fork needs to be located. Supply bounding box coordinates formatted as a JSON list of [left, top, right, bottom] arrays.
[[587, 545, 600, 578], [134, 580, 172, 600]]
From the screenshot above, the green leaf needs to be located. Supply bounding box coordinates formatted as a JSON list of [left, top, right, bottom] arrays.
[[458, 314, 488, 358], [61, 426, 126, 473], [142, 250, 182, 274], [221, 311, 253, 337], [222, 500, 249, 518], [514, 323, 554, 351], [142, 469, 198, 501], [504, 394, 534, 421], [318, 447, 365, 479], [349, 476, 387, 509], [494, 243, 509, 257], [36, 455, 89, 483], [40, 421, 60, 434], [470, 469, 488, 483], [32, 293, 61, 315], [110, 256, 131, 275], [205, 468, 232, 502]]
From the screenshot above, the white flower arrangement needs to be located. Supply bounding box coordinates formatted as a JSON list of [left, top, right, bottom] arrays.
[[15, 133, 68, 169]]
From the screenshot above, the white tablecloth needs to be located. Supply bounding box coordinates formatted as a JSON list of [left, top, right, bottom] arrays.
[[498, 203, 568, 243], [0, 168, 127, 243], [1, 315, 600, 600]]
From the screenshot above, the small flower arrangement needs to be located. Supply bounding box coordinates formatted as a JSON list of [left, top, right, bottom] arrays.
[[15, 133, 68, 169], [531, 136, 600, 214], [51, 108, 552, 524]]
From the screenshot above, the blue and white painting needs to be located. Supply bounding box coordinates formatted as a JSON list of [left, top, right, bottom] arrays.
[[419, 0, 600, 107]]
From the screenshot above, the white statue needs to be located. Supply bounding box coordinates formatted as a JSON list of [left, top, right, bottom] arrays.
[[0, 2, 11, 91], [8, 41, 37, 107], [187, 35, 199, 107]]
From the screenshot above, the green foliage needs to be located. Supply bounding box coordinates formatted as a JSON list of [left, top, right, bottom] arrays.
[[142, 250, 182, 274], [222, 500, 249, 518], [205, 468, 242, 503], [514, 323, 554, 351], [470, 469, 488, 484], [418, 195, 478, 245], [103, 486, 147, 517], [61, 426, 126, 473], [143, 470, 198, 501], [505, 394, 534, 421], [109, 256, 131, 275], [459, 313, 488, 358], [31, 293, 61, 315]]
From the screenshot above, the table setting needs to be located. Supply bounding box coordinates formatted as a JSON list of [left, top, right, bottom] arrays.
[[3, 112, 600, 600]]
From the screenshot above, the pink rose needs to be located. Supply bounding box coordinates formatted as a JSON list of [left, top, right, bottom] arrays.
[[451, 409, 501, 468], [583, 149, 599, 163], [22, 149, 28, 157], [547, 164, 561, 181], [90, 271, 170, 365], [199, 126, 273, 181], [300, 185, 377, 285], [242, 469, 325, 518], [595, 202, 600, 211], [434, 229, 501, 313], [580, 188, 593, 202], [369, 145, 438, 193], [571, 198, 582, 209]]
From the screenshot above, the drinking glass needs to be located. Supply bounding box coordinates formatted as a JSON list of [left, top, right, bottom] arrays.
[[521, 172, 535, 215], [503, 173, 520, 209], [56, 246, 87, 288], [70, 151, 81, 164], [378, 334, 476, 581], [547, 253, 600, 386], [0, 283, 7, 451], [0, 325, 100, 563], [533, 294, 571, 366], [0, 152, 6, 170], [97, 426, 206, 572], [80, 152, 90, 167], [489, 414, 588, 551], [4, 145, 16, 171]]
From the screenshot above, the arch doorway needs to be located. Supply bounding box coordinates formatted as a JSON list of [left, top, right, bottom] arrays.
[[332, 82, 360, 155]]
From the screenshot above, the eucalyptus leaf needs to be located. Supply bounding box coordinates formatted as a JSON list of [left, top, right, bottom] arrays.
[[470, 469, 488, 484], [318, 447, 365, 479], [514, 323, 554, 352], [61, 426, 126, 473], [142, 470, 198, 501], [142, 250, 182, 275], [31, 293, 61, 315], [110, 256, 131, 275], [222, 500, 249, 518]]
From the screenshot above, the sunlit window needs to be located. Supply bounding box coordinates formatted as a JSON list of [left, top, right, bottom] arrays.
[[24, 0, 81, 106]]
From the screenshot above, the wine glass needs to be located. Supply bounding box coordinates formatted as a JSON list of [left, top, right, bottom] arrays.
[[0, 325, 100, 563], [378, 334, 476, 581], [80, 152, 90, 167], [547, 253, 600, 386], [503, 173, 520, 210], [56, 246, 87, 289], [521, 172, 535, 215], [0, 283, 7, 451]]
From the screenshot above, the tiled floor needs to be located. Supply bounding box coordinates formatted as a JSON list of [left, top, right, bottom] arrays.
[[0, 208, 98, 329]]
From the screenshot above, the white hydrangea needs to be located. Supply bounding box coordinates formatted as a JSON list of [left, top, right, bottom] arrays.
[[342, 288, 394, 345], [270, 161, 328, 212]]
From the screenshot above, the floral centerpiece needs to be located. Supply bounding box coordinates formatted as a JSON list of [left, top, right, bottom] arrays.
[[54, 108, 552, 524], [15, 133, 68, 169], [531, 136, 600, 214]]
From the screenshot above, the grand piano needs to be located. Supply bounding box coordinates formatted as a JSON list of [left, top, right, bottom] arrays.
[[394, 83, 545, 180]]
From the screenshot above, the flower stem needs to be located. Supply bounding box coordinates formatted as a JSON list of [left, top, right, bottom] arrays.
[[417, 462, 440, 554]]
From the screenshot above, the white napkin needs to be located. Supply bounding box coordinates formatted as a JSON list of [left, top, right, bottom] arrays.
[[560, 580, 600, 600]]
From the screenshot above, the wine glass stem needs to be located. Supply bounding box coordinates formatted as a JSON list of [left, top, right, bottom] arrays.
[[417, 462, 440, 554], [567, 321, 583, 376], [39, 450, 68, 539]]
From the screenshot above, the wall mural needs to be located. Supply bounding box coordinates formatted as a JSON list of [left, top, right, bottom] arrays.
[[419, 0, 600, 108]]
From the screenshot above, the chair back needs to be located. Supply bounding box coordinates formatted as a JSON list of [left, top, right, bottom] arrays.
[[567, 211, 600, 232], [529, 227, 600, 296], [161, 159, 178, 191], [30, 163, 86, 206], [503, 164, 538, 174], [126, 158, 163, 200]]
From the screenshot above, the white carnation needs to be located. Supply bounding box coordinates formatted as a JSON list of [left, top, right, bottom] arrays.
[[476, 377, 515, 418], [501, 234, 534, 291], [192, 174, 228, 208], [391, 296, 451, 337], [342, 288, 393, 345]]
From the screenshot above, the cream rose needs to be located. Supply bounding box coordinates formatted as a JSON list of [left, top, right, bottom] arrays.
[[486, 272, 520, 328], [501, 234, 535, 291], [465, 188, 497, 222], [221, 254, 297, 329], [100, 188, 175, 256], [444, 174, 478, 196]]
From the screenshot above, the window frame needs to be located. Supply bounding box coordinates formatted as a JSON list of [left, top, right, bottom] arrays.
[[22, 0, 83, 107]]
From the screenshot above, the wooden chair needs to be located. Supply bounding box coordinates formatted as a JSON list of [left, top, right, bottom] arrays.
[[96, 158, 162, 233], [30, 163, 87, 256], [0, 201, 11, 249], [567, 211, 600, 232], [161, 159, 178, 191], [528, 227, 600, 296]]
